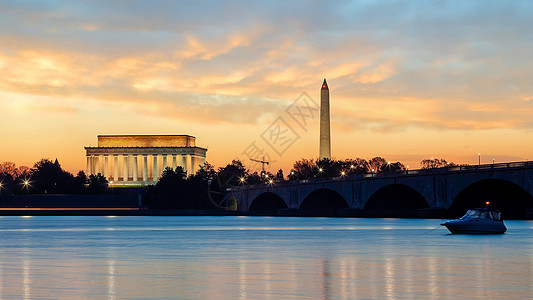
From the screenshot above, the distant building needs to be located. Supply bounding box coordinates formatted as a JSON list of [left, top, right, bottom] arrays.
[[85, 135, 207, 186]]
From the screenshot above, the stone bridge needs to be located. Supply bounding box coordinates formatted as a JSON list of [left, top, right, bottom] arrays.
[[230, 161, 533, 218]]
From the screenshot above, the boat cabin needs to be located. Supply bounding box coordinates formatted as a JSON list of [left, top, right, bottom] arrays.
[[461, 209, 502, 221]]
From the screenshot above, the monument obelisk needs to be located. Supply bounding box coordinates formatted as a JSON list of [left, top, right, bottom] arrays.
[[319, 78, 331, 160]]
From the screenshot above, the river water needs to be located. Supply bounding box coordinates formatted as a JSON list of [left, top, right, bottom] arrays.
[[0, 216, 532, 299]]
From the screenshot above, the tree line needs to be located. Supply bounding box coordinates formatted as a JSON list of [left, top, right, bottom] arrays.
[[0, 159, 108, 195], [1, 157, 464, 209]]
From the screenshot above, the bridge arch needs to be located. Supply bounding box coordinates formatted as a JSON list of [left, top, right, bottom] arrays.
[[299, 188, 349, 216], [449, 178, 533, 219], [364, 184, 429, 217], [248, 192, 288, 214]]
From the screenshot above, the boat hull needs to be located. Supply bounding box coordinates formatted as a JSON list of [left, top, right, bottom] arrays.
[[442, 220, 507, 234]]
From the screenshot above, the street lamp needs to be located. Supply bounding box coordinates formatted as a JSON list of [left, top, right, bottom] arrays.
[[22, 179, 30, 194]]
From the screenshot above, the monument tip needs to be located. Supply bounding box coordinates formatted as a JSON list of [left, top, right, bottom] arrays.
[[321, 78, 328, 90]]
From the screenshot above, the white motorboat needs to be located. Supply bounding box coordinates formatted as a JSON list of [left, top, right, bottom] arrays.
[[441, 207, 507, 234]]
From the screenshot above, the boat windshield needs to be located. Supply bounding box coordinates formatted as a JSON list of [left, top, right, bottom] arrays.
[[461, 209, 493, 220], [491, 211, 502, 221]]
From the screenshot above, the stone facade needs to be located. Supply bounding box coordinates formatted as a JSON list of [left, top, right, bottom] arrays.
[[85, 135, 207, 186], [98, 135, 195, 148]]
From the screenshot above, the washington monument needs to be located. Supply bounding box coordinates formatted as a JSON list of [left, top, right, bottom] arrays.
[[319, 78, 331, 160]]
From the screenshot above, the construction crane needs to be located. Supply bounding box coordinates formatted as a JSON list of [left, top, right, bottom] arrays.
[[250, 157, 270, 177]]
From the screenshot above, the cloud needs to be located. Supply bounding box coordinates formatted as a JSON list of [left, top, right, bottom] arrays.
[[1, 0, 533, 133]]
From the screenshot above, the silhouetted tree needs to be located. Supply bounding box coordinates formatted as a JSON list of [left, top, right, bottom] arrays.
[[246, 172, 263, 185], [217, 160, 248, 187], [342, 158, 370, 174], [195, 162, 217, 182], [188, 169, 216, 210], [74, 171, 88, 192], [384, 162, 406, 173], [0, 170, 14, 196], [316, 158, 338, 177], [87, 173, 108, 194], [147, 167, 187, 209], [0, 161, 25, 178], [420, 158, 457, 169], [368, 157, 387, 173], [30, 159, 77, 194], [276, 169, 284, 181], [291, 158, 317, 179]]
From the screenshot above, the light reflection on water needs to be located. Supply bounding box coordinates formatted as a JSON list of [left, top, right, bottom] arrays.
[[0, 216, 532, 299]]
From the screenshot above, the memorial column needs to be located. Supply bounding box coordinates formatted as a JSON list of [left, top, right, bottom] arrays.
[[91, 155, 96, 175], [123, 155, 129, 182], [99, 155, 105, 175], [181, 155, 188, 175], [133, 155, 138, 182], [94, 155, 100, 175], [162, 155, 168, 172], [86, 156, 91, 175], [200, 157, 206, 169], [143, 155, 148, 182], [172, 154, 177, 170], [188, 155, 194, 175], [113, 155, 119, 182], [104, 155, 109, 179], [153, 155, 158, 181]]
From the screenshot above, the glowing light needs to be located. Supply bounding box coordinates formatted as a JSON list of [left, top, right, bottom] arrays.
[[341, 171, 345, 176], [319, 168, 323, 172], [350, 165, 354, 168], [291, 171, 294, 175], [387, 161, 391, 165], [486, 201, 490, 206], [24, 180, 29, 185], [240, 177, 245, 182], [269, 179, 273, 184]]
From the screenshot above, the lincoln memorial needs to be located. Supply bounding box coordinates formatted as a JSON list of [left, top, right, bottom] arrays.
[[85, 135, 207, 186]]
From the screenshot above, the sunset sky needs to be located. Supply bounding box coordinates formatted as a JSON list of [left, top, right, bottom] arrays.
[[1, 0, 533, 174]]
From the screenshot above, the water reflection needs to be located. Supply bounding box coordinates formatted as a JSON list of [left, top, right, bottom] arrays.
[[108, 260, 115, 300], [238, 260, 247, 299], [23, 259, 30, 300], [0, 217, 531, 299]]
